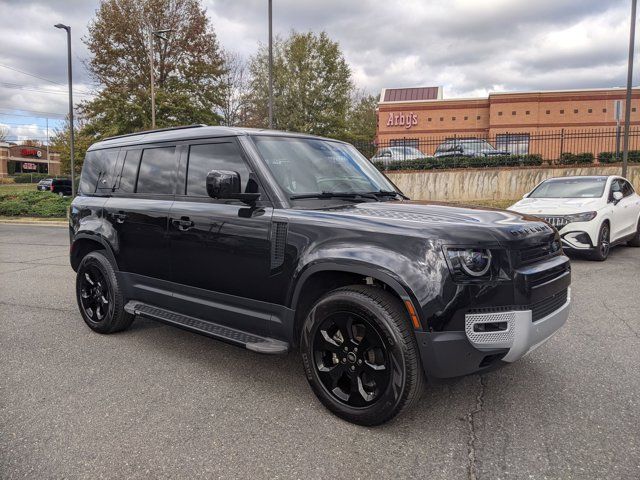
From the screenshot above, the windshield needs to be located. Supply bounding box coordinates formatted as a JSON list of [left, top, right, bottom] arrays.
[[252, 136, 398, 197], [529, 177, 607, 198], [461, 140, 496, 151]]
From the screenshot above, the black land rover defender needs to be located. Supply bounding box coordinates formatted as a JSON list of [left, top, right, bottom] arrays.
[[70, 125, 571, 425]]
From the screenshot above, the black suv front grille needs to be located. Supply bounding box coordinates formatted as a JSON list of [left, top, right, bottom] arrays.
[[516, 240, 562, 266], [531, 288, 568, 321]]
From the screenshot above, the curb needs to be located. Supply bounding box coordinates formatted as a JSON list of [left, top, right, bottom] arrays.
[[0, 218, 67, 227]]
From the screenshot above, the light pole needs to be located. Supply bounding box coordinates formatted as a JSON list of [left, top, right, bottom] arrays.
[[622, 0, 637, 178], [149, 28, 172, 129], [268, 0, 273, 129], [54, 23, 75, 197]]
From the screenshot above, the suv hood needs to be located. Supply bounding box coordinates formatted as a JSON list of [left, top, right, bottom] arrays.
[[297, 200, 556, 247], [510, 197, 603, 214]]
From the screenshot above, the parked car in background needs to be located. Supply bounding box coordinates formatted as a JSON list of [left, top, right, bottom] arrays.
[[36, 178, 72, 196], [434, 139, 509, 158], [509, 175, 640, 260], [371, 146, 426, 163]]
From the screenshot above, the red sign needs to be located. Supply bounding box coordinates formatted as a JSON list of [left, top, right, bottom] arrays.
[[22, 162, 37, 170], [21, 148, 42, 158]]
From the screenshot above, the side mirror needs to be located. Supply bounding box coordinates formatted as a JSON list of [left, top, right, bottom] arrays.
[[206, 170, 260, 205], [613, 191, 623, 203]]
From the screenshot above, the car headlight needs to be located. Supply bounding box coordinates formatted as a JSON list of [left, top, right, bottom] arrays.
[[445, 248, 492, 277], [565, 211, 597, 223]]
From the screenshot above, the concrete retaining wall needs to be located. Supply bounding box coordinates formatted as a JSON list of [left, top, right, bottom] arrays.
[[386, 164, 640, 201]]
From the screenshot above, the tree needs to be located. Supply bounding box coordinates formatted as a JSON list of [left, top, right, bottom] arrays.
[[246, 31, 353, 138], [344, 92, 378, 143], [81, 0, 226, 137], [219, 51, 250, 126], [0, 125, 8, 142]]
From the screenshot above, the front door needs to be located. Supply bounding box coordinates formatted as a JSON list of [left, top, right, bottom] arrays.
[[168, 139, 274, 334]]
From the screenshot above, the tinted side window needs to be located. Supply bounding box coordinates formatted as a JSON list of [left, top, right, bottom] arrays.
[[622, 180, 634, 197], [117, 150, 141, 193], [79, 149, 119, 194], [186, 142, 251, 197], [136, 147, 176, 194]]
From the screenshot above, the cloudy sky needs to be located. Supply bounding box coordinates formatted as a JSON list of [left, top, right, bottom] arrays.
[[0, 0, 635, 142]]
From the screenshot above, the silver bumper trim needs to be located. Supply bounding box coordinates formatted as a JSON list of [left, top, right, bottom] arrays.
[[464, 289, 571, 363]]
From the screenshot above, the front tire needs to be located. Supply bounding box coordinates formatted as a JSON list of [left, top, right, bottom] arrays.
[[76, 250, 134, 333], [300, 285, 424, 426], [590, 222, 611, 261]]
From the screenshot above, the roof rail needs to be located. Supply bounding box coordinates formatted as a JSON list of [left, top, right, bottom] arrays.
[[103, 124, 207, 141]]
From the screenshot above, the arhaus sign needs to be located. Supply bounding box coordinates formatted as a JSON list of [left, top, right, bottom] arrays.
[[386, 112, 418, 129]]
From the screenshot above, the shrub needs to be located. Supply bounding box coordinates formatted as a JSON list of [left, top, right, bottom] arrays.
[[598, 150, 640, 163], [0, 190, 70, 217], [12, 173, 51, 183], [558, 152, 594, 165], [374, 154, 543, 172]]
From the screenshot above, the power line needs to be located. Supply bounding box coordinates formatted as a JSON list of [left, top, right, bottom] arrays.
[[0, 64, 94, 95], [0, 108, 69, 118], [0, 81, 93, 97]]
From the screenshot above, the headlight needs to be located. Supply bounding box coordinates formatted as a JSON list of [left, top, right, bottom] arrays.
[[565, 211, 597, 223], [445, 248, 492, 277]]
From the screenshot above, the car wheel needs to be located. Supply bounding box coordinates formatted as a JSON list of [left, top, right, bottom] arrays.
[[300, 285, 424, 426], [590, 222, 610, 261], [628, 218, 640, 247], [76, 250, 135, 334]]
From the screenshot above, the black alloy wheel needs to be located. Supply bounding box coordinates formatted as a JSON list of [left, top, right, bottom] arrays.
[[301, 285, 424, 426], [313, 311, 390, 407], [75, 250, 134, 333], [591, 222, 610, 261]]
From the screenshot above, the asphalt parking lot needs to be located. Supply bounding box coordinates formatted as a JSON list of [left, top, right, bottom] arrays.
[[1, 224, 639, 479]]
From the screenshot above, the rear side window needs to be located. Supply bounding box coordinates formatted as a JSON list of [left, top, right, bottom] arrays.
[[117, 150, 141, 193], [186, 142, 251, 196], [136, 147, 176, 194], [79, 149, 119, 194], [622, 180, 635, 197]]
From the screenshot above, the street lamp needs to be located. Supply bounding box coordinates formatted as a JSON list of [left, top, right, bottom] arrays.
[[54, 23, 75, 197], [268, 0, 273, 129], [149, 28, 173, 129]]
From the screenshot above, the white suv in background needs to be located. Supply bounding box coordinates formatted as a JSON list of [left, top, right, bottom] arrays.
[[509, 176, 640, 260]]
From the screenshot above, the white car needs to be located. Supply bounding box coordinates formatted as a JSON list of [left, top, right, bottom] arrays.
[[509, 175, 640, 260]]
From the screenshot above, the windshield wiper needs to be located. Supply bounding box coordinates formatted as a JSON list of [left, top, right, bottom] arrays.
[[369, 190, 410, 200], [289, 191, 380, 201]]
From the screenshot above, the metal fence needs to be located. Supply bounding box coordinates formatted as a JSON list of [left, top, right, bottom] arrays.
[[353, 128, 640, 165]]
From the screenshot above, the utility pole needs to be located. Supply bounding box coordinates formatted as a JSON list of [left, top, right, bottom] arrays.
[[268, 0, 273, 129], [149, 28, 172, 129], [622, 0, 637, 178], [54, 23, 75, 197], [46, 117, 50, 175]]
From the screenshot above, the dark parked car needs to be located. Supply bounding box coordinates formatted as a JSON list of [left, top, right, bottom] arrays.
[[434, 138, 510, 158], [37, 178, 72, 196], [69, 125, 571, 425]]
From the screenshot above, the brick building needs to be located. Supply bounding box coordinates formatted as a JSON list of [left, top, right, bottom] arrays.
[[0, 143, 61, 177], [376, 86, 640, 159]]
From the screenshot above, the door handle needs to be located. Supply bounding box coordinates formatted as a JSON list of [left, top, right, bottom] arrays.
[[172, 217, 194, 231], [113, 211, 127, 223]]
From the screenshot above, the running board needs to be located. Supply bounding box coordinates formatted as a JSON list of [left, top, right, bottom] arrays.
[[124, 301, 289, 354]]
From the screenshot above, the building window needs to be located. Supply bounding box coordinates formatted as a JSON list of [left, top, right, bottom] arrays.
[[464, 116, 468, 120], [496, 133, 530, 155], [560, 109, 564, 114], [452, 117, 456, 121], [633, 107, 637, 112], [440, 117, 444, 121], [512, 111, 516, 115], [389, 139, 419, 149], [546, 110, 550, 114], [603, 108, 607, 113], [498, 111, 503, 116], [574, 109, 578, 114], [476, 115, 481, 120], [428, 117, 432, 122], [525, 111, 530, 115], [588, 108, 593, 113]]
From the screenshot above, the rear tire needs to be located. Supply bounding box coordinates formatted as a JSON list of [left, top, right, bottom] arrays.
[[590, 222, 610, 261], [300, 285, 424, 426], [628, 218, 640, 247], [76, 250, 134, 333]]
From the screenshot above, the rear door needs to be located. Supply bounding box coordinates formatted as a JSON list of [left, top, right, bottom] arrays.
[[104, 145, 177, 282], [617, 179, 639, 237], [168, 138, 274, 333]]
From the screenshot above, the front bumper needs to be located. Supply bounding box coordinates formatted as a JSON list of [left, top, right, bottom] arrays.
[[416, 289, 571, 379]]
